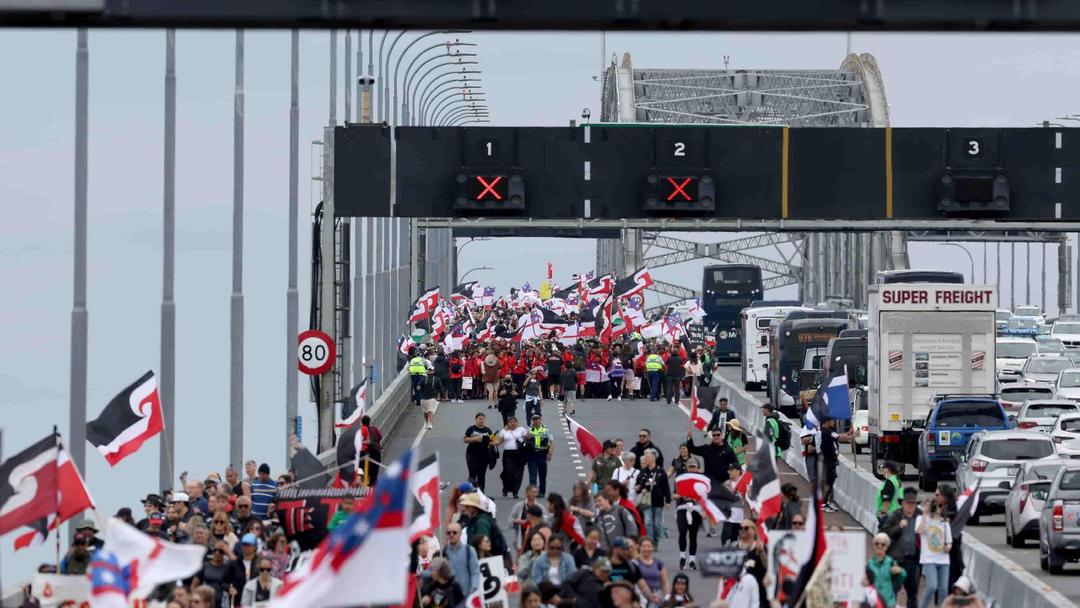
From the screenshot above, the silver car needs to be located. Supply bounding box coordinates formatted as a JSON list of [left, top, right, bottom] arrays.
[[1037, 336, 1068, 355], [999, 382, 1054, 411], [1006, 457, 1071, 547], [1051, 413, 1080, 455], [1039, 465, 1080, 573], [1016, 399, 1080, 433], [1056, 369, 1080, 401], [956, 430, 1056, 522], [1022, 355, 1073, 384]]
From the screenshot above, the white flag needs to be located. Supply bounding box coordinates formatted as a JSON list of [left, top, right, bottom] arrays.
[[105, 517, 206, 599]]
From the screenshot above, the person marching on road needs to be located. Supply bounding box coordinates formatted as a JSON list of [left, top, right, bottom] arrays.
[[645, 349, 665, 402], [524, 370, 544, 422], [497, 375, 519, 426], [881, 487, 922, 608], [496, 416, 529, 499], [419, 367, 444, 430], [408, 348, 428, 405], [561, 366, 579, 416], [463, 412, 495, 492], [526, 414, 554, 495], [705, 397, 736, 437]]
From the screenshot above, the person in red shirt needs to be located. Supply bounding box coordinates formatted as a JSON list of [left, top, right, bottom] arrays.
[[512, 352, 529, 391], [449, 351, 464, 403]]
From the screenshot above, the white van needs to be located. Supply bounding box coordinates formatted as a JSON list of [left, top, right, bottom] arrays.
[[740, 305, 810, 390]]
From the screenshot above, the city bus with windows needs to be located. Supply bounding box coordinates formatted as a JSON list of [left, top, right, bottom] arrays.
[[740, 304, 810, 390], [702, 264, 763, 362], [768, 315, 854, 418]]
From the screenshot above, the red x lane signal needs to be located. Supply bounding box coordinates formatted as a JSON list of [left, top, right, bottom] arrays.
[[665, 177, 694, 201], [474, 175, 506, 201]]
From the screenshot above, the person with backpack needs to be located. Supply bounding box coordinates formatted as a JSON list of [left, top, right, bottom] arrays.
[[761, 403, 790, 458]]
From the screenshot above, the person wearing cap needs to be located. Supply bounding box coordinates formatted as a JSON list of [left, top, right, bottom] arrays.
[[725, 419, 749, 468], [250, 463, 277, 520], [607, 537, 655, 604], [588, 440, 621, 490], [877, 460, 904, 523], [75, 519, 105, 550], [237, 532, 261, 579], [941, 575, 984, 608], [171, 492, 199, 529], [561, 556, 612, 608], [497, 375, 520, 427], [145, 511, 169, 540], [136, 493, 165, 531], [881, 487, 922, 608], [59, 531, 92, 575], [866, 532, 906, 608], [526, 414, 554, 495]]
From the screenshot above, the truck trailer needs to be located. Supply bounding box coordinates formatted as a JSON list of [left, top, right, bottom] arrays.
[[867, 283, 997, 475]]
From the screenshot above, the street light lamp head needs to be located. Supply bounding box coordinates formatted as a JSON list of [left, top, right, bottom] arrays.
[[582, 108, 591, 121]]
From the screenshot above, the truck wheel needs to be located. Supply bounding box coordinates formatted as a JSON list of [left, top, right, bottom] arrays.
[[918, 467, 936, 492], [1041, 550, 1049, 571]]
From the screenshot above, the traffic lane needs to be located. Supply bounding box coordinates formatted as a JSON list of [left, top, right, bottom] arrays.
[[711, 365, 1080, 603]]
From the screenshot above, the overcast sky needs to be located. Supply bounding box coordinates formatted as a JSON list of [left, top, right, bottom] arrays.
[[0, 28, 1076, 580]]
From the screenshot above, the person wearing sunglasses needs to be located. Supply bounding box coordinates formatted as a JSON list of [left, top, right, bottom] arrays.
[[866, 533, 906, 608], [241, 557, 283, 606]]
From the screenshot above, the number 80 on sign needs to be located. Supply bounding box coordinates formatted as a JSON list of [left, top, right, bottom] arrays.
[[297, 329, 335, 376]]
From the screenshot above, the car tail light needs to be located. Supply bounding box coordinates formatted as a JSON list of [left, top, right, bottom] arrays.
[[861, 426, 868, 433], [1019, 484, 1030, 512], [1054, 503, 1065, 532], [927, 444, 936, 454], [971, 458, 988, 472], [1019, 421, 1038, 429]]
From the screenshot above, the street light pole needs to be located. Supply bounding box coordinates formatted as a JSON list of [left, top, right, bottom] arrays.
[[459, 266, 493, 283], [402, 48, 478, 125], [391, 30, 469, 125], [940, 243, 975, 283], [418, 73, 482, 122]]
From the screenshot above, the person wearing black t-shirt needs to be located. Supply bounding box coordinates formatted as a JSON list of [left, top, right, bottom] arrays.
[[818, 418, 857, 512], [546, 349, 564, 400], [463, 413, 495, 492], [421, 558, 466, 608]]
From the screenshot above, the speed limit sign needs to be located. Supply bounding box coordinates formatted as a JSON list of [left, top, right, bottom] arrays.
[[297, 330, 335, 375]]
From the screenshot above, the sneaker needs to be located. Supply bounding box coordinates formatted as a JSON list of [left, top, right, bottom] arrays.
[[607, 395, 612, 401], [706, 529, 717, 537], [617, 396, 622, 401], [426, 423, 433, 430], [679, 558, 686, 570], [688, 559, 698, 571]]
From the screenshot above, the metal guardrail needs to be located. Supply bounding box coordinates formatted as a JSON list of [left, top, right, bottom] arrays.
[[318, 368, 412, 467], [711, 372, 1078, 608]]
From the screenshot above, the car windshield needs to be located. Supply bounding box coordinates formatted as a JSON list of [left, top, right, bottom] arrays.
[[1060, 471, 1080, 491], [1054, 323, 1080, 334], [980, 438, 1054, 460], [1061, 418, 1080, 432], [1016, 307, 1042, 317], [997, 342, 1036, 358], [1026, 403, 1079, 417], [997, 311, 1012, 321], [1031, 464, 1065, 480], [1060, 373, 1080, 388], [1001, 388, 1053, 400], [1011, 318, 1038, 329], [1037, 340, 1066, 353], [935, 403, 1005, 427], [1025, 359, 1071, 373]]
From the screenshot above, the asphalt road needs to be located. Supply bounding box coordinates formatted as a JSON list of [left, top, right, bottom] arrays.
[[381, 381, 866, 605], [712, 364, 1080, 604]]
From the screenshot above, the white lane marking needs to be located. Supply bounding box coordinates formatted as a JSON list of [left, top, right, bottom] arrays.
[[575, 465, 584, 470]]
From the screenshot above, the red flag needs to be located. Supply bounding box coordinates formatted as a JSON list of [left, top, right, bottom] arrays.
[[734, 470, 752, 496], [620, 498, 646, 536], [689, 385, 711, 432], [0, 434, 59, 536], [564, 415, 603, 459], [559, 510, 588, 547], [87, 370, 164, 466], [12, 440, 94, 550], [674, 473, 725, 524]]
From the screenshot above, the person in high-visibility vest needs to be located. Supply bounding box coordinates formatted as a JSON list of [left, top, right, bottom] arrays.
[[408, 349, 427, 405], [526, 414, 554, 495], [876, 460, 903, 522], [644, 350, 665, 402]]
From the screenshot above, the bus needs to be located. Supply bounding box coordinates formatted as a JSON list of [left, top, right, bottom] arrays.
[[875, 269, 965, 284], [740, 305, 810, 390], [823, 334, 869, 387], [702, 264, 763, 361], [768, 316, 853, 418]]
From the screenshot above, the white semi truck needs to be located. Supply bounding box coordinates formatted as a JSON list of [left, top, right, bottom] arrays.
[[867, 283, 997, 474]]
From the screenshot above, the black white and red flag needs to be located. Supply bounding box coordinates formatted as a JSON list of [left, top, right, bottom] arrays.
[[13, 440, 95, 550], [87, 370, 164, 466], [674, 472, 725, 525], [586, 275, 614, 301], [451, 281, 479, 304], [408, 287, 441, 323], [0, 434, 59, 536], [952, 478, 981, 536], [409, 454, 440, 541], [745, 430, 782, 537], [336, 378, 368, 429], [785, 467, 829, 608], [613, 267, 654, 299]]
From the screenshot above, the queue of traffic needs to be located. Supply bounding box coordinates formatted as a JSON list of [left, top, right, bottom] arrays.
[[723, 267, 1080, 576]]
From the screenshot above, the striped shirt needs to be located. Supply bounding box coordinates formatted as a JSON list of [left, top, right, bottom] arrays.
[[250, 478, 277, 518]]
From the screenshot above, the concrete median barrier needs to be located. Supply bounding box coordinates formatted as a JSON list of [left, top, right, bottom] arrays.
[[318, 368, 411, 467], [710, 371, 1077, 608]]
